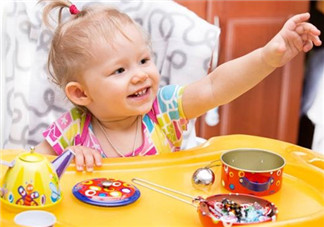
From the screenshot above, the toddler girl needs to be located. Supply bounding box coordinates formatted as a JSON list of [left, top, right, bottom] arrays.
[[36, 0, 321, 172]]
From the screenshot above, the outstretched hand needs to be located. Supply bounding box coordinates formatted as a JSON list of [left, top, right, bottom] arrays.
[[262, 13, 322, 68]]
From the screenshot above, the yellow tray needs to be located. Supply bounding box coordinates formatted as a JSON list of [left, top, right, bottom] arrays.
[[1, 135, 324, 226]]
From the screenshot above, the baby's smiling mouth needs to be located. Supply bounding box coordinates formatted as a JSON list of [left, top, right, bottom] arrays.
[[128, 87, 149, 98]]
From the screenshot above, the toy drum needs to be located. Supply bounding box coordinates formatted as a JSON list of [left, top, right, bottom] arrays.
[[220, 149, 285, 196]]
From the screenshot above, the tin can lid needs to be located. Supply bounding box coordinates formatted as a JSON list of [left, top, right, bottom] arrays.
[[72, 178, 140, 207]]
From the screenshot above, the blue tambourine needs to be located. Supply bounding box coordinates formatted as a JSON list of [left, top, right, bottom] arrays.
[[72, 178, 140, 207]]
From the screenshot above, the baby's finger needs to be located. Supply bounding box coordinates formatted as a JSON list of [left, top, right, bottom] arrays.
[[302, 32, 322, 47], [296, 23, 321, 36], [296, 24, 322, 46], [309, 34, 322, 46], [292, 36, 303, 52], [289, 13, 310, 25], [301, 33, 308, 42], [73, 147, 85, 171], [303, 40, 313, 53], [83, 148, 95, 172], [92, 150, 102, 167], [287, 30, 303, 51]]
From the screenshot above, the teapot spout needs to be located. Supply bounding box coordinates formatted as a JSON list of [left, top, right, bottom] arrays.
[[52, 149, 75, 179]]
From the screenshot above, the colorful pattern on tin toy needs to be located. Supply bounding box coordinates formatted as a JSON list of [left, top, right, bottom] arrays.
[[72, 178, 141, 207], [208, 198, 276, 224]]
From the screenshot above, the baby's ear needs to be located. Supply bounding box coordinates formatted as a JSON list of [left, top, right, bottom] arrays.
[[65, 82, 91, 106]]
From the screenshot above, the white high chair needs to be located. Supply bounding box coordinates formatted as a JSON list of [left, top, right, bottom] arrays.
[[1, 0, 220, 150], [301, 48, 324, 154]]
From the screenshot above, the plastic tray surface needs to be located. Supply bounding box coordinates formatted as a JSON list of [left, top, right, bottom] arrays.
[[1, 135, 323, 226]]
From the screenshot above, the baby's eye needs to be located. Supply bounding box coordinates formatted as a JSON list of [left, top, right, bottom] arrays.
[[113, 68, 125, 75], [140, 58, 150, 65]]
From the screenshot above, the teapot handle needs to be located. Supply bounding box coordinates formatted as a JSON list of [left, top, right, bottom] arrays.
[[0, 160, 15, 168]]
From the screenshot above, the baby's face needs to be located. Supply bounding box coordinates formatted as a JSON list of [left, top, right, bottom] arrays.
[[80, 24, 160, 120]]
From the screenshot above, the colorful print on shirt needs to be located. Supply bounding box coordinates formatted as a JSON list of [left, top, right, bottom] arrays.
[[43, 85, 188, 157]]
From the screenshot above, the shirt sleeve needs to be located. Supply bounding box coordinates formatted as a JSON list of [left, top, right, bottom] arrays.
[[154, 85, 188, 149], [42, 108, 87, 155]]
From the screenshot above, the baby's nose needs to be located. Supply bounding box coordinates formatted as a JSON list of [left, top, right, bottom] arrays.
[[131, 69, 148, 83]]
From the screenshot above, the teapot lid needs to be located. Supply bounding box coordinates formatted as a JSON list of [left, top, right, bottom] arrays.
[[19, 147, 44, 162]]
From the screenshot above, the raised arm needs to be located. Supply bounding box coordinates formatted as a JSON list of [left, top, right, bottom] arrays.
[[182, 13, 321, 119]]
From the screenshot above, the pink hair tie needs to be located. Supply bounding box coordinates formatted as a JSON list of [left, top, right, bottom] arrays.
[[69, 4, 80, 15]]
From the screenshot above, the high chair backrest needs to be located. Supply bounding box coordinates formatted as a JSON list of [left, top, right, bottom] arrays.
[[1, 0, 220, 150]]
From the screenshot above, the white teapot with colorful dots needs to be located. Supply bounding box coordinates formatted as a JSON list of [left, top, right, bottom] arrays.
[[0, 148, 74, 210]]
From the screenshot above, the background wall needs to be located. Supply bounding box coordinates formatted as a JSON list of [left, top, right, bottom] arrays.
[[178, 0, 310, 144]]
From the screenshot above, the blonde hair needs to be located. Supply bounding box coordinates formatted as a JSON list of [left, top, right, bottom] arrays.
[[40, 0, 149, 89]]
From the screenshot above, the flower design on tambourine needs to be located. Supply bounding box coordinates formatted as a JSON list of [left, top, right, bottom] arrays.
[[72, 178, 140, 207]]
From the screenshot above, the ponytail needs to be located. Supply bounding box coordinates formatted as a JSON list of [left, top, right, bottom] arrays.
[[39, 0, 79, 27], [38, 0, 145, 91]]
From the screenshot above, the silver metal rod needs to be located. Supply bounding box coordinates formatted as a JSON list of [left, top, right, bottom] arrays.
[[205, 159, 221, 168], [132, 178, 197, 207]]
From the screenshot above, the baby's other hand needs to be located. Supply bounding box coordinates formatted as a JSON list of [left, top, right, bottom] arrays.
[[262, 13, 321, 68], [67, 146, 102, 172]]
